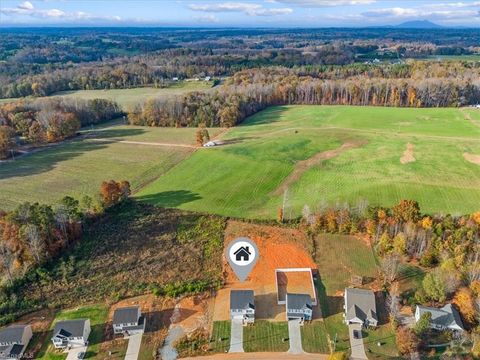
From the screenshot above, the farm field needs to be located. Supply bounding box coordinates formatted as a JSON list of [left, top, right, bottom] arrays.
[[138, 105, 480, 218], [0, 81, 214, 108], [0, 124, 223, 210]]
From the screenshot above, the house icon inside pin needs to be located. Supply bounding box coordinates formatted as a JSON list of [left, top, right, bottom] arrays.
[[234, 246, 251, 262]]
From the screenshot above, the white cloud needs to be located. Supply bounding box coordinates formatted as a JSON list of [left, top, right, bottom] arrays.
[[189, 2, 292, 16], [193, 14, 219, 23], [0, 1, 122, 21], [361, 6, 479, 20], [267, 0, 376, 7]]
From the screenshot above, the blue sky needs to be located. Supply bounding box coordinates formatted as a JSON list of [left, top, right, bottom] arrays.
[[1, 0, 479, 27]]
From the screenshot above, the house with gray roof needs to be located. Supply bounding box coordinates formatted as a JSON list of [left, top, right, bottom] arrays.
[[230, 290, 255, 324], [415, 304, 464, 332], [113, 306, 145, 335], [51, 319, 90, 349], [0, 325, 32, 359], [286, 293, 312, 324], [344, 288, 378, 327]]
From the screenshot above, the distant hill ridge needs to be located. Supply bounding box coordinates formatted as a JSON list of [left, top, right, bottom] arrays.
[[395, 20, 443, 29]]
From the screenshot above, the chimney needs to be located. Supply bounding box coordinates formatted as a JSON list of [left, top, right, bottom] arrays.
[[245, 246, 249, 252]]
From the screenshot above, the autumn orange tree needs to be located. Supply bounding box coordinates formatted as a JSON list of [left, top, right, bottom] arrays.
[[453, 287, 477, 328], [100, 180, 131, 208]]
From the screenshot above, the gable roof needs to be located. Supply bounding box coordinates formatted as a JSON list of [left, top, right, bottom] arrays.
[[233, 246, 251, 255], [345, 288, 377, 323], [0, 344, 24, 357], [230, 290, 255, 311], [0, 325, 29, 344], [113, 306, 141, 325], [416, 304, 464, 330], [53, 319, 88, 339], [286, 293, 312, 311]]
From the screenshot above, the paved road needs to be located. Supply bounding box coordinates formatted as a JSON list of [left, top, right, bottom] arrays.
[[65, 345, 87, 360], [183, 352, 328, 360], [287, 319, 303, 354], [348, 324, 368, 360], [229, 319, 244, 353], [125, 333, 143, 360]]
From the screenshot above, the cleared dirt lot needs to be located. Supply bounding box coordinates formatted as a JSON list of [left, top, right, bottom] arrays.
[[276, 270, 316, 304], [213, 221, 317, 321]]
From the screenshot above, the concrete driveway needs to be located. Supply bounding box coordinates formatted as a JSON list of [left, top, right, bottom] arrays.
[[65, 345, 87, 360], [348, 324, 367, 360], [125, 333, 143, 360], [229, 319, 244, 353], [287, 319, 303, 354]]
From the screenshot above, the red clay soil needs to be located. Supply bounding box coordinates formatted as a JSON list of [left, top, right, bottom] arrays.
[[214, 221, 317, 321]]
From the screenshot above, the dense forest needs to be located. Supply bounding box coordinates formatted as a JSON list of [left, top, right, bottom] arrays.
[[1, 27, 479, 98]]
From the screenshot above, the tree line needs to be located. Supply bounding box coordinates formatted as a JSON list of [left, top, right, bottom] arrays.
[[0, 98, 121, 159], [0, 180, 130, 324], [128, 67, 480, 128]]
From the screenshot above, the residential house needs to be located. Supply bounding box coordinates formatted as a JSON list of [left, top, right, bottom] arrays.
[[286, 293, 313, 324], [230, 290, 255, 324], [113, 306, 146, 335], [0, 325, 32, 359], [51, 319, 90, 349], [344, 288, 378, 327], [415, 304, 464, 332]]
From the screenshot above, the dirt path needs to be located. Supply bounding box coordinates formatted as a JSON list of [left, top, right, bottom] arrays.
[[463, 152, 480, 165], [400, 143, 415, 164], [89, 138, 197, 148], [460, 107, 480, 128], [273, 141, 365, 196]]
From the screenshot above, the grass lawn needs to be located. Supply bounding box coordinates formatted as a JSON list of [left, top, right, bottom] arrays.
[[0, 124, 227, 210], [138, 105, 480, 219], [210, 321, 231, 353], [51, 81, 213, 109], [36, 304, 109, 360], [243, 321, 289, 352], [363, 325, 398, 359], [315, 234, 378, 295], [301, 321, 331, 353]]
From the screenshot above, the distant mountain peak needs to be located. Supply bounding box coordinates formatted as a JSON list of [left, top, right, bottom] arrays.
[[396, 20, 443, 29]]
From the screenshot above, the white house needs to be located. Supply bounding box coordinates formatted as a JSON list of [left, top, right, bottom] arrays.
[[51, 319, 90, 349], [112, 306, 145, 335], [344, 288, 378, 328], [0, 325, 32, 359], [230, 290, 255, 325], [286, 293, 313, 324], [415, 304, 464, 332]]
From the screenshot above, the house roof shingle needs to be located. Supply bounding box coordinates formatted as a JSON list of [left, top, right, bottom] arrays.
[[0, 325, 29, 344], [417, 304, 464, 330], [53, 319, 88, 338], [113, 306, 141, 325], [345, 288, 377, 323], [230, 290, 254, 311], [286, 293, 312, 311]]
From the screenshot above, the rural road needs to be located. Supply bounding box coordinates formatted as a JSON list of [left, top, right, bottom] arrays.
[[287, 319, 304, 354], [183, 352, 328, 360], [229, 319, 244, 353], [124, 333, 143, 360]]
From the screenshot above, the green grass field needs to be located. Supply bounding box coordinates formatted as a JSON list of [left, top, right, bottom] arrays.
[[52, 81, 213, 109], [243, 321, 289, 352], [37, 304, 108, 360], [138, 105, 480, 218], [0, 124, 223, 210]]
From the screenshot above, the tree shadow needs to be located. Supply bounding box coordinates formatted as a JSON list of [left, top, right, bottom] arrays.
[[238, 106, 290, 126], [315, 274, 344, 318], [136, 191, 202, 208], [0, 128, 146, 180]]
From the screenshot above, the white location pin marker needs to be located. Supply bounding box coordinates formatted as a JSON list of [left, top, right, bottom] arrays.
[[226, 237, 259, 282]]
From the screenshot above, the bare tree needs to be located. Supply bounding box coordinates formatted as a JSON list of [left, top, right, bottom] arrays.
[[380, 253, 401, 284], [0, 242, 14, 285], [23, 224, 44, 264]]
